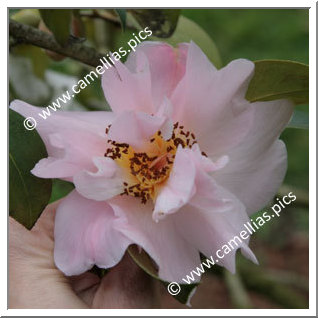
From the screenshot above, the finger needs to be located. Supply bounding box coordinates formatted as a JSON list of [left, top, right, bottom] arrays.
[[69, 272, 100, 294], [69, 272, 101, 306], [9, 216, 33, 255], [91, 252, 161, 308], [10, 201, 61, 272], [31, 199, 61, 238], [9, 199, 60, 242]]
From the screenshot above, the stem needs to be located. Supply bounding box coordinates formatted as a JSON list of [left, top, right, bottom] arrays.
[[9, 19, 106, 67], [224, 271, 252, 308]]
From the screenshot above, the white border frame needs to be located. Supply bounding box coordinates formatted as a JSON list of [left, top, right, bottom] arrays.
[[2, 1, 316, 316]]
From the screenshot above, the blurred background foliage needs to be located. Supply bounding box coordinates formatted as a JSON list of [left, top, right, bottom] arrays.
[[9, 8, 309, 309]]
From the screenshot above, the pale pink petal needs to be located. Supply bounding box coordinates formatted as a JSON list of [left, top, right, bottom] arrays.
[[108, 196, 202, 283], [108, 111, 166, 151], [153, 146, 196, 221], [213, 99, 294, 214], [54, 191, 131, 276], [73, 157, 124, 201], [189, 167, 240, 213], [183, 144, 233, 212], [189, 143, 229, 173], [102, 42, 189, 114], [153, 145, 229, 221], [10, 100, 113, 180], [154, 97, 174, 140], [102, 52, 154, 114], [171, 42, 254, 156], [125, 41, 188, 108], [155, 96, 173, 118], [175, 201, 258, 273]]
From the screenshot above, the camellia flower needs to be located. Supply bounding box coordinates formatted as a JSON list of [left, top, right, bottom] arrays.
[[11, 41, 294, 283]]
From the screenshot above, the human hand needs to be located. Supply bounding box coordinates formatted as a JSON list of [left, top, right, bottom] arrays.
[[9, 200, 160, 309]]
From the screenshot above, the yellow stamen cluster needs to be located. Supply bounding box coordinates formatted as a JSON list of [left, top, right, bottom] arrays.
[[104, 122, 201, 204]]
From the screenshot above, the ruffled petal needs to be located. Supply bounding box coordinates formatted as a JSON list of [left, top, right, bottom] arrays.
[[188, 165, 239, 213], [54, 191, 131, 276], [213, 99, 294, 214], [73, 157, 125, 201], [153, 146, 196, 221], [10, 100, 113, 180], [175, 201, 258, 274], [171, 42, 254, 156], [153, 145, 229, 221], [102, 42, 188, 114], [108, 196, 202, 283], [102, 52, 154, 114], [125, 41, 188, 108], [108, 110, 169, 151]]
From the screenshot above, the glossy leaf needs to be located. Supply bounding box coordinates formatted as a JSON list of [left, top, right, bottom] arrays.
[[115, 9, 127, 31], [40, 9, 72, 45], [287, 110, 309, 129], [49, 179, 74, 203], [130, 9, 181, 38], [9, 109, 52, 229], [246, 60, 309, 104], [128, 245, 198, 305], [152, 15, 222, 69]]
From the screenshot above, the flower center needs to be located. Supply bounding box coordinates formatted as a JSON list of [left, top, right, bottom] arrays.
[[104, 122, 201, 204]]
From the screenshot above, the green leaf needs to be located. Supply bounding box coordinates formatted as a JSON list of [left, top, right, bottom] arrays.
[[287, 110, 309, 129], [128, 245, 198, 305], [11, 9, 41, 27], [12, 44, 50, 79], [115, 9, 127, 31], [9, 109, 52, 229], [130, 9, 181, 38], [246, 60, 309, 105], [49, 179, 74, 203], [40, 9, 72, 46], [152, 15, 222, 69]]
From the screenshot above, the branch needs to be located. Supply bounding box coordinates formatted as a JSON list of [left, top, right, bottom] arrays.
[[9, 19, 105, 67]]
